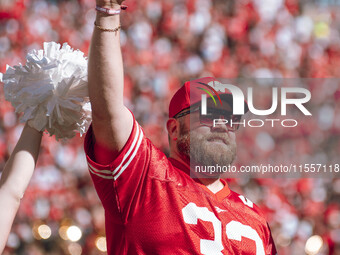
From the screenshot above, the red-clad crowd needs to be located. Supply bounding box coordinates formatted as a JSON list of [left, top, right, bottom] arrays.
[[0, 0, 339, 254]]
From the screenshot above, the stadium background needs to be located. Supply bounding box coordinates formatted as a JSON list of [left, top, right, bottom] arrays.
[[0, 0, 340, 254]]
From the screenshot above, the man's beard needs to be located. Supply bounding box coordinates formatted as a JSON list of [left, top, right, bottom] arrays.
[[176, 123, 236, 169]]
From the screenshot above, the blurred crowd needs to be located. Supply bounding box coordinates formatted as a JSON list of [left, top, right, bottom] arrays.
[[0, 0, 340, 254]]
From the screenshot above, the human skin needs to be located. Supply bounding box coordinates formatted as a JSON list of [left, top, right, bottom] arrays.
[[0, 123, 42, 253]]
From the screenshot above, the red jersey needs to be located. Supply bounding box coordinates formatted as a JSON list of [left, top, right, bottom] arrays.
[[84, 115, 277, 255]]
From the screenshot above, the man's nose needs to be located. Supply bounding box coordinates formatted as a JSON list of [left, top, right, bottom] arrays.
[[210, 117, 230, 132]]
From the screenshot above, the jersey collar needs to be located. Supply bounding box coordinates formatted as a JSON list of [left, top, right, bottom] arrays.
[[168, 158, 231, 202]]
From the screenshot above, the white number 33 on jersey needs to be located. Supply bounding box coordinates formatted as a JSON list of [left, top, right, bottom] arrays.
[[182, 199, 265, 255]]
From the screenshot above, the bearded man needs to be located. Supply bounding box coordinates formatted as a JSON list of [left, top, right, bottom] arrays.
[[84, 0, 277, 254]]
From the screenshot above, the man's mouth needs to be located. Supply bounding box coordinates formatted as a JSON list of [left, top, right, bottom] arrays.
[[208, 137, 228, 145]]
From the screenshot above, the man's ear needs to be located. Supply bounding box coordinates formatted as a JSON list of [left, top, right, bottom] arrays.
[[166, 118, 179, 141]]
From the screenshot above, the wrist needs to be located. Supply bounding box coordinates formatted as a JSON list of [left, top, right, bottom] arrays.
[[25, 122, 43, 136], [95, 12, 120, 26], [95, 3, 127, 22], [96, 6, 119, 15]]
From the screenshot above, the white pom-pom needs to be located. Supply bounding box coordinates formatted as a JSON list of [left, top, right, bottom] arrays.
[[1, 42, 91, 140]]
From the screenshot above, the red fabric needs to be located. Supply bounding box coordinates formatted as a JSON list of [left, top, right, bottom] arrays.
[[84, 114, 277, 255], [168, 77, 248, 118], [94, 140, 117, 165], [168, 77, 222, 118]]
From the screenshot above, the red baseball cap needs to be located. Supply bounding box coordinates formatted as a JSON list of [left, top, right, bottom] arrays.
[[169, 77, 248, 118]]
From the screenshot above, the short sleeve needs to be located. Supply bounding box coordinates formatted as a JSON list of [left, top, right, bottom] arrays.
[[84, 114, 164, 220]]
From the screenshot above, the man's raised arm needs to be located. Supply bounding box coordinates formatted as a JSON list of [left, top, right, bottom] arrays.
[[88, 0, 133, 153]]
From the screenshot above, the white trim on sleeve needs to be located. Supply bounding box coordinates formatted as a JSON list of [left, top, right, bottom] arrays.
[[112, 121, 142, 175], [88, 164, 115, 179], [87, 121, 144, 180], [114, 124, 144, 180]]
